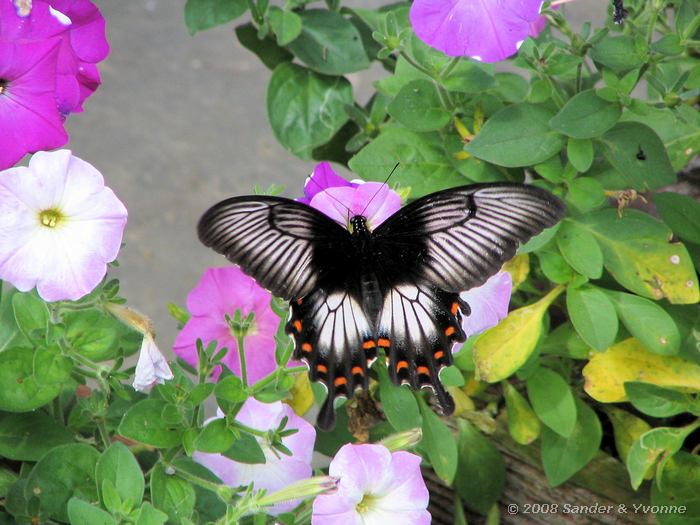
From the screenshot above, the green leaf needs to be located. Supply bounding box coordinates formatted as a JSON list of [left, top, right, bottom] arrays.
[[235, 23, 293, 70], [418, 396, 458, 484], [590, 36, 645, 73], [349, 127, 467, 196], [0, 346, 66, 411], [214, 375, 247, 404], [607, 291, 680, 355], [503, 383, 540, 445], [526, 367, 577, 438], [567, 138, 594, 173], [549, 90, 621, 139], [605, 406, 652, 477], [377, 363, 421, 432], [67, 498, 116, 525], [466, 104, 566, 167], [118, 399, 184, 448], [96, 442, 145, 511], [624, 382, 692, 418], [151, 464, 196, 524], [556, 221, 604, 279], [538, 250, 575, 284], [12, 293, 48, 341], [25, 443, 100, 522], [654, 192, 700, 245], [0, 468, 17, 499], [566, 285, 618, 351], [599, 122, 676, 191], [223, 432, 266, 464], [194, 418, 236, 453], [33, 344, 72, 385], [387, 80, 450, 132], [579, 209, 699, 304], [267, 63, 352, 159], [626, 423, 698, 490], [442, 61, 496, 94], [454, 420, 505, 515], [517, 223, 561, 254], [64, 310, 122, 362], [375, 57, 430, 98], [135, 502, 169, 525], [566, 177, 605, 214], [541, 398, 602, 487], [267, 7, 302, 46], [651, 452, 700, 524], [285, 10, 370, 75], [184, 0, 247, 35], [0, 411, 74, 461]]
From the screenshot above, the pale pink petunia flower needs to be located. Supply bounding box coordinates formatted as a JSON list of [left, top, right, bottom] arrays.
[[312, 443, 430, 525], [173, 267, 281, 383], [133, 333, 174, 392], [0, 150, 127, 301], [194, 398, 316, 515], [460, 271, 513, 337], [410, 0, 545, 63]]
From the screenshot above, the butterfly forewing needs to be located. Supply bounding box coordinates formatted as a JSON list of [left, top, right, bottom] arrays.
[[373, 184, 566, 292], [198, 196, 351, 300]]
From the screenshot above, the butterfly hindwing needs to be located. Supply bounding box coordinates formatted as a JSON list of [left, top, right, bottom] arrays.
[[373, 183, 565, 293], [198, 196, 351, 300], [287, 287, 375, 431], [376, 281, 468, 415]]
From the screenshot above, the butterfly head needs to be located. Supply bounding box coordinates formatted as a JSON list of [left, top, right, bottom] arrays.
[[348, 215, 370, 236]]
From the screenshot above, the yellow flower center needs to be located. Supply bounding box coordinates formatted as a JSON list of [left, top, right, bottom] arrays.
[[14, 0, 32, 16], [38, 208, 65, 229], [356, 493, 377, 515]]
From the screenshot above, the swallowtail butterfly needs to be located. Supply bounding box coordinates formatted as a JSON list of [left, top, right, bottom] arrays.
[[198, 183, 565, 430]]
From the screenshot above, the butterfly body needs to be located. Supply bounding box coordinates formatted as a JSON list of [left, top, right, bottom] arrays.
[[198, 183, 565, 430]]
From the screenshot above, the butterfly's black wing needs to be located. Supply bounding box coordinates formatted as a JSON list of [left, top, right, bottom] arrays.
[[198, 196, 351, 300], [287, 287, 376, 431], [373, 183, 565, 293], [371, 184, 564, 413]]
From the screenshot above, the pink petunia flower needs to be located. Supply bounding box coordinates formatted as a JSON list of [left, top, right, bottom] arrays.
[[0, 38, 68, 169], [410, 0, 545, 62], [304, 162, 402, 230], [312, 443, 430, 525], [0, 150, 127, 301], [461, 271, 513, 337], [0, 0, 109, 115], [194, 398, 316, 515], [173, 267, 281, 383]]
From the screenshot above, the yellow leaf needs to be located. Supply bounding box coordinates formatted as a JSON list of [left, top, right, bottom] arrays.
[[502, 254, 530, 291], [503, 382, 540, 445], [583, 338, 700, 402], [448, 386, 475, 416], [286, 372, 314, 416], [604, 406, 654, 480], [473, 286, 564, 382]]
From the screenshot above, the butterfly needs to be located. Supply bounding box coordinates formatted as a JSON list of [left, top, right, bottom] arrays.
[[613, 0, 628, 24], [198, 183, 565, 430]]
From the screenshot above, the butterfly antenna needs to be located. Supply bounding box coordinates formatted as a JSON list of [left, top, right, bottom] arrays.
[[303, 170, 353, 216], [359, 162, 400, 218]]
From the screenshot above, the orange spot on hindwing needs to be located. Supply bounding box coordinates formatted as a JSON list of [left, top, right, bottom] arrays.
[[378, 338, 391, 348], [316, 364, 328, 374], [293, 320, 302, 332], [301, 342, 312, 353], [334, 377, 348, 387], [417, 366, 430, 376], [451, 302, 459, 315], [444, 326, 456, 337], [396, 361, 408, 372], [434, 350, 445, 360]]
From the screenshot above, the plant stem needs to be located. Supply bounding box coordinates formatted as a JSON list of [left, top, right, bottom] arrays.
[[236, 335, 248, 388], [96, 418, 111, 449]]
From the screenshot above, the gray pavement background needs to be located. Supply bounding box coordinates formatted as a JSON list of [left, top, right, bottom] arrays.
[[64, 0, 607, 355]]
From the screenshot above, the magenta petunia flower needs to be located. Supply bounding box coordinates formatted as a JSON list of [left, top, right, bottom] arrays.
[[194, 398, 316, 515], [0, 0, 109, 115], [173, 267, 281, 383], [410, 0, 544, 62], [312, 443, 430, 524], [304, 163, 402, 230], [0, 150, 127, 301], [460, 271, 513, 337], [0, 38, 68, 169]]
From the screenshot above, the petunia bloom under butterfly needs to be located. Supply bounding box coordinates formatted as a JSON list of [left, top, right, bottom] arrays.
[[198, 172, 565, 430]]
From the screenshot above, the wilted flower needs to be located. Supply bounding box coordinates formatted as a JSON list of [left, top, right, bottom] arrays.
[[312, 443, 430, 524], [410, 0, 545, 62], [194, 398, 316, 515], [133, 333, 174, 392], [0, 150, 127, 301], [304, 162, 402, 230], [173, 267, 280, 382], [461, 271, 513, 337], [0, 0, 109, 115], [0, 39, 68, 169]]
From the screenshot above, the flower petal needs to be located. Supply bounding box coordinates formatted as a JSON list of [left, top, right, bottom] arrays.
[[133, 334, 173, 392], [299, 161, 355, 204], [460, 271, 513, 337], [350, 182, 401, 229]]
